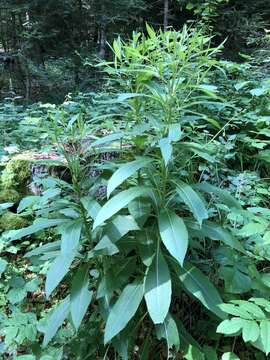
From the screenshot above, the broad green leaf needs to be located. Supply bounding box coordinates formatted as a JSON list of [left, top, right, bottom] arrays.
[[230, 300, 266, 319], [71, 265, 93, 330], [250, 298, 270, 312], [216, 318, 244, 335], [176, 182, 208, 226], [188, 221, 245, 253], [42, 296, 70, 346], [90, 132, 123, 148], [242, 320, 260, 342], [46, 252, 76, 298], [45, 221, 82, 297], [104, 279, 144, 343], [81, 197, 101, 220], [59, 208, 80, 218], [138, 230, 155, 266], [60, 221, 82, 254], [6, 218, 67, 241], [195, 183, 242, 209], [260, 320, 270, 355], [156, 313, 180, 351], [93, 186, 150, 229], [25, 240, 61, 258], [219, 304, 253, 320], [172, 261, 226, 319], [144, 250, 171, 324], [107, 157, 152, 198], [17, 196, 39, 213], [159, 138, 172, 167], [40, 188, 61, 204], [158, 210, 188, 266], [128, 198, 151, 227], [221, 353, 240, 360], [168, 124, 182, 142], [105, 215, 140, 242], [90, 235, 119, 257]]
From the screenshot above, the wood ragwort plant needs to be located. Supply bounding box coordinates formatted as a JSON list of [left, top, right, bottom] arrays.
[[3, 27, 261, 358]]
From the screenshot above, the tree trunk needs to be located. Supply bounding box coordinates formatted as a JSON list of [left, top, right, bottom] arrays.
[[164, 0, 169, 31], [99, 22, 107, 59]]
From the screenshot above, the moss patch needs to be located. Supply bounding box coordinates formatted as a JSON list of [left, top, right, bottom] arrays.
[[0, 189, 21, 203], [0, 211, 29, 231], [1, 156, 31, 191]]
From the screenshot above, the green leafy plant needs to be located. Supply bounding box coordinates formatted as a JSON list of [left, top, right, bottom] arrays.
[[217, 299, 270, 355], [1, 24, 270, 360]]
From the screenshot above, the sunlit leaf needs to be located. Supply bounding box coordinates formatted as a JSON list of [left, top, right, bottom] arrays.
[[104, 279, 144, 343], [144, 250, 171, 324], [158, 210, 188, 266]]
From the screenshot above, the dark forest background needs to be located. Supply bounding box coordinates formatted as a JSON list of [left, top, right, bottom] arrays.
[[0, 0, 269, 102]]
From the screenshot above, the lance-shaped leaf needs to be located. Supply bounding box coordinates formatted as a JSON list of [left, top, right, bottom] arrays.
[[260, 320, 270, 355], [107, 157, 152, 197], [156, 313, 180, 351], [71, 265, 93, 330], [194, 183, 242, 209], [129, 198, 152, 227], [187, 221, 245, 253], [93, 186, 150, 229], [41, 296, 70, 346], [5, 218, 67, 241], [61, 221, 82, 254], [159, 138, 172, 167], [46, 222, 82, 297], [221, 352, 240, 360], [45, 253, 75, 298], [81, 197, 101, 220], [242, 320, 260, 343], [104, 279, 144, 343], [24, 240, 61, 258], [216, 318, 244, 335], [172, 260, 226, 319], [176, 182, 208, 226], [144, 250, 171, 324], [158, 210, 188, 266], [138, 230, 155, 267], [90, 132, 124, 148]]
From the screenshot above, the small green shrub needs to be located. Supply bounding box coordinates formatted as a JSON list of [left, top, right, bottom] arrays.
[[0, 25, 270, 359]]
